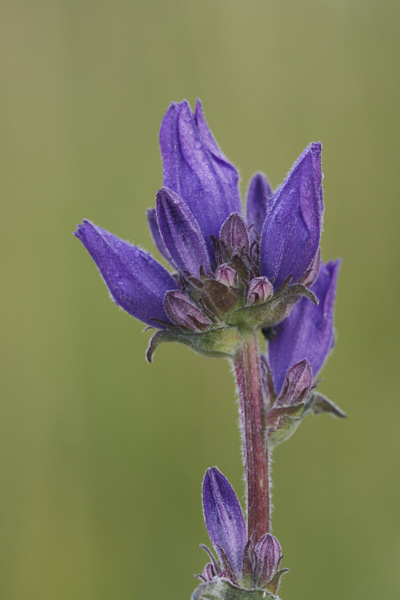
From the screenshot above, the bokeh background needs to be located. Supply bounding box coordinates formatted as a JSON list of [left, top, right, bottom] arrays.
[[1, 1, 399, 598]]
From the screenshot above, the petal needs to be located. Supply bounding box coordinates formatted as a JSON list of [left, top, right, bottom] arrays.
[[246, 172, 273, 242], [202, 467, 247, 580], [160, 100, 241, 258], [146, 208, 171, 263], [300, 248, 321, 287], [194, 99, 242, 216], [74, 220, 177, 327], [260, 143, 323, 289], [268, 259, 341, 394], [156, 187, 211, 277]]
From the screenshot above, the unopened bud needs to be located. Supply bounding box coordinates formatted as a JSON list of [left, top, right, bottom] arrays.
[[219, 213, 250, 259], [247, 277, 273, 305], [164, 290, 212, 331], [215, 264, 239, 288], [202, 467, 247, 581], [253, 533, 283, 588], [276, 359, 313, 407]]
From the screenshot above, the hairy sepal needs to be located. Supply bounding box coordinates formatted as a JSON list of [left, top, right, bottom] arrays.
[[307, 392, 347, 418], [192, 579, 279, 600], [267, 405, 306, 448], [146, 327, 242, 362], [228, 282, 318, 330], [268, 393, 346, 447]]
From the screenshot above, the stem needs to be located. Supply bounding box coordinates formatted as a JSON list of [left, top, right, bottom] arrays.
[[232, 333, 270, 539]]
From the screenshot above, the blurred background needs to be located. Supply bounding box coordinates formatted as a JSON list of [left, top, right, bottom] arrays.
[[1, 1, 399, 598]]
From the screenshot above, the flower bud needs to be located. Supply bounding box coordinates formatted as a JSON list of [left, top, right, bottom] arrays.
[[215, 264, 239, 288], [219, 213, 250, 259], [202, 467, 247, 582], [276, 359, 313, 407], [247, 277, 273, 305], [253, 533, 283, 588], [164, 290, 212, 331]]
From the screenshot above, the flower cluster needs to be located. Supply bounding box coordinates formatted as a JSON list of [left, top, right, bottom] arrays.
[[75, 99, 324, 362], [75, 99, 343, 600], [194, 467, 288, 600]]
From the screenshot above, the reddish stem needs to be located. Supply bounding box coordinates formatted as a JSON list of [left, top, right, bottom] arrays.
[[233, 333, 270, 539]]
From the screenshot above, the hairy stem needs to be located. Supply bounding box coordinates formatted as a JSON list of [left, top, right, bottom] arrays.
[[232, 333, 270, 538]]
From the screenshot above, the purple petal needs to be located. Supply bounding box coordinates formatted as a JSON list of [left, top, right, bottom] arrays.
[[146, 208, 171, 264], [202, 467, 247, 580], [160, 100, 241, 258], [269, 259, 341, 394], [253, 533, 283, 587], [300, 248, 321, 287], [246, 172, 273, 243], [156, 187, 211, 277], [74, 220, 177, 327], [260, 143, 323, 289], [194, 99, 242, 216]]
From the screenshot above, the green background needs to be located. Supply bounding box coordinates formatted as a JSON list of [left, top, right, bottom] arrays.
[[1, 1, 399, 598]]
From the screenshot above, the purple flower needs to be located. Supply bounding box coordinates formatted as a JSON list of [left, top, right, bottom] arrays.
[[264, 260, 346, 445], [74, 221, 178, 328], [196, 467, 287, 593], [260, 142, 323, 290], [269, 259, 341, 394], [202, 467, 247, 580], [75, 99, 324, 359]]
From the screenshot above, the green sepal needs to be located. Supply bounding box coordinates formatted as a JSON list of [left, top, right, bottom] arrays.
[[201, 280, 241, 317], [265, 569, 290, 595], [192, 579, 279, 600], [268, 416, 302, 448], [227, 283, 318, 330], [268, 404, 308, 448], [267, 403, 305, 425], [268, 392, 346, 448], [307, 392, 347, 418], [146, 327, 242, 362]]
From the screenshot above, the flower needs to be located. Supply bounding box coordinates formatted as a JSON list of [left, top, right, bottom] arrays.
[[193, 467, 287, 598], [263, 260, 346, 447], [75, 99, 324, 360]]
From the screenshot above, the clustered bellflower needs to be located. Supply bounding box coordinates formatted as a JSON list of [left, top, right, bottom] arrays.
[[75, 99, 322, 359], [75, 100, 344, 600]]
